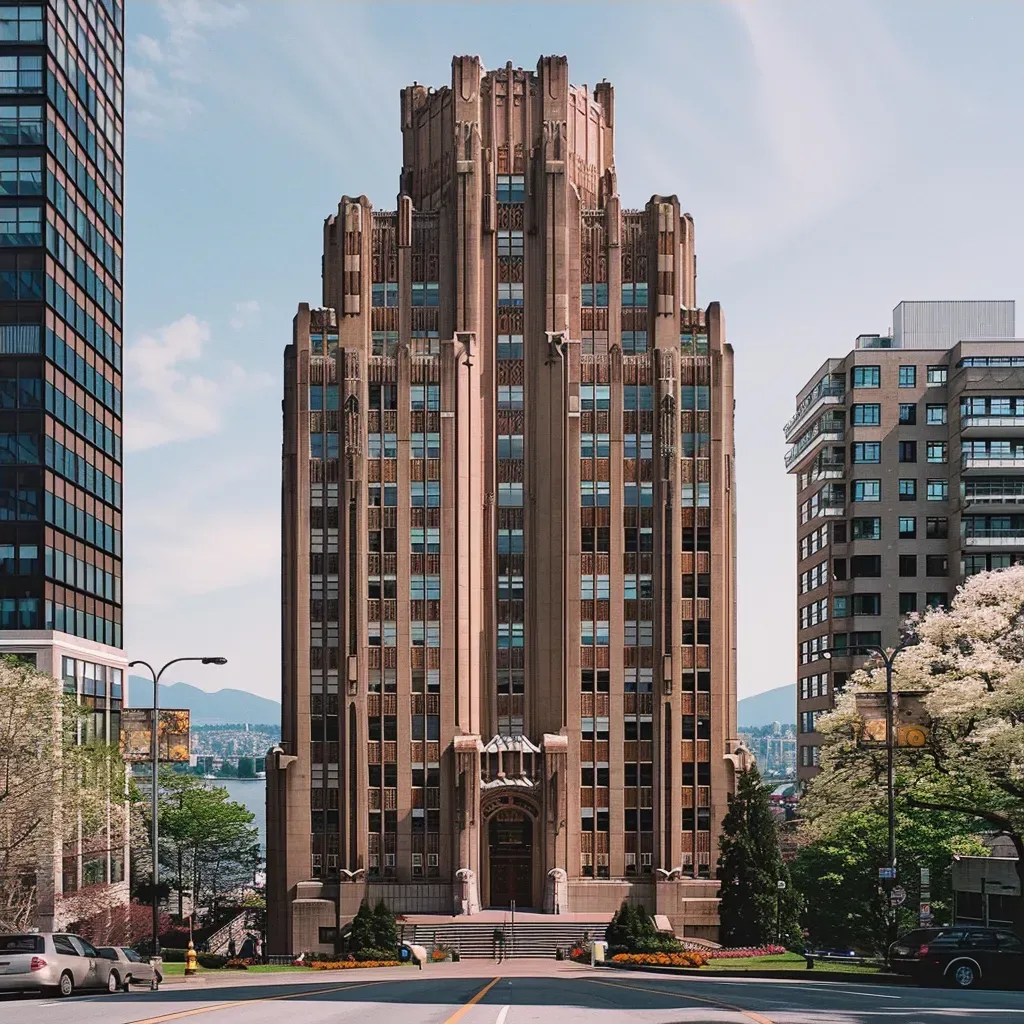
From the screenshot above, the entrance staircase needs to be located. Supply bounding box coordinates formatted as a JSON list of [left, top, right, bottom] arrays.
[[403, 914, 610, 959]]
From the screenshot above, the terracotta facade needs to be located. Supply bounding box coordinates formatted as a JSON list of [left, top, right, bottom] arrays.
[[268, 55, 743, 955]]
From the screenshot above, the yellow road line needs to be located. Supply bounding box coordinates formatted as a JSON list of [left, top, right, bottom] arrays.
[[590, 976, 776, 1024], [125, 978, 389, 1024], [441, 976, 500, 1024]]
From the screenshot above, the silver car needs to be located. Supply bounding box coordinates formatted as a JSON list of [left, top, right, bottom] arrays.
[[0, 932, 119, 997], [96, 945, 162, 990]]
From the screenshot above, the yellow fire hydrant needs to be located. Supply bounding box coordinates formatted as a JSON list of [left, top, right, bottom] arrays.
[[184, 940, 198, 976]]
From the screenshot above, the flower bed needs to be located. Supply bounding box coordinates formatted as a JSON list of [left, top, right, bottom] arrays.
[[706, 946, 787, 959], [610, 952, 709, 968], [308, 959, 402, 970]]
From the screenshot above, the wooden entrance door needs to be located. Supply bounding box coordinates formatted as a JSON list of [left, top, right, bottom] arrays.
[[488, 809, 533, 908]]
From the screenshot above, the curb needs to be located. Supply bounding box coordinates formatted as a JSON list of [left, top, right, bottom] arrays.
[[595, 961, 914, 985]]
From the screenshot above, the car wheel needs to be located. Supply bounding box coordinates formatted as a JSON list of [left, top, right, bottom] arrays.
[[951, 963, 978, 989], [122, 974, 132, 992], [107, 971, 120, 994], [58, 971, 74, 998]]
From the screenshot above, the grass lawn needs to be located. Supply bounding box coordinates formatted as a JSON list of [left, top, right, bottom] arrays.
[[161, 963, 306, 976], [702, 952, 882, 975]]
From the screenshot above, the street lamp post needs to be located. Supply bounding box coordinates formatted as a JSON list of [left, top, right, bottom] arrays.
[[129, 656, 227, 962], [822, 634, 917, 948]]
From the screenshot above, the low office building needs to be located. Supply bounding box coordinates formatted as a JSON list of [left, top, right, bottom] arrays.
[[785, 300, 1023, 780], [268, 55, 746, 954]]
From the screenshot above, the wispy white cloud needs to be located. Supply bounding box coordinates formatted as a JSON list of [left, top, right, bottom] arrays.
[[229, 299, 260, 331], [123, 313, 272, 452], [127, 0, 247, 134]]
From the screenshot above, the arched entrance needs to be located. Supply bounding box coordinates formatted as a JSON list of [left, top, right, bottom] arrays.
[[487, 808, 533, 909]]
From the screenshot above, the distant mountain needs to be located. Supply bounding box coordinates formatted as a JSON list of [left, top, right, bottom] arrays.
[[738, 684, 796, 729], [127, 677, 281, 726]]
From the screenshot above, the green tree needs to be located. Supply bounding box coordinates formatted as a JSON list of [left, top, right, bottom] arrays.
[[791, 807, 984, 953], [147, 770, 257, 918], [716, 763, 800, 948], [371, 899, 399, 950], [0, 657, 126, 931], [808, 566, 1024, 929], [236, 757, 256, 779], [347, 899, 375, 952]]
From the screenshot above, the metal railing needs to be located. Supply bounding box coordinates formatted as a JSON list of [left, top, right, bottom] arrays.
[[786, 418, 845, 469], [785, 380, 845, 438]]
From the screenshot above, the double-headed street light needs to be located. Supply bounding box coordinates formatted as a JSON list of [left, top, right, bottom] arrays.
[[129, 656, 227, 961], [820, 633, 918, 946]]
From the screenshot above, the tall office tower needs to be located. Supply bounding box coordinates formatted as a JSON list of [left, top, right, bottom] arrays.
[[786, 300, 1020, 782], [0, 1, 126, 923], [269, 55, 743, 954]]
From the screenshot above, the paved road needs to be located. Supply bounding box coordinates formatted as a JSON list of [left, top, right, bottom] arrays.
[[2, 959, 1024, 1024]]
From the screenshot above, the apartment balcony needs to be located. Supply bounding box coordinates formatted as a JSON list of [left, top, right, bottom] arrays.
[[961, 454, 1024, 473], [811, 457, 846, 482], [960, 416, 1024, 437], [786, 417, 846, 473], [962, 482, 1024, 507], [784, 380, 846, 442], [817, 502, 846, 517], [963, 531, 1024, 546]]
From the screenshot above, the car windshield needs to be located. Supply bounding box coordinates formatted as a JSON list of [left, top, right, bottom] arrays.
[[124, 948, 141, 963], [0, 935, 44, 953], [97, 947, 118, 960]]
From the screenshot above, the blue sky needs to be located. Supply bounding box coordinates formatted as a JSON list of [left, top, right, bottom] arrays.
[[123, 1, 1024, 702]]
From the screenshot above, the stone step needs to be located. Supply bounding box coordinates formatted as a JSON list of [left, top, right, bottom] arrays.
[[407, 920, 609, 959]]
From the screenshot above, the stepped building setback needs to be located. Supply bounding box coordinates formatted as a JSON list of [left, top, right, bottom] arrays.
[[268, 55, 744, 954], [786, 300, 1023, 781]]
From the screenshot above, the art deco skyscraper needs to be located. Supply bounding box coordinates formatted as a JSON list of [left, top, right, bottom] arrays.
[[269, 55, 744, 954]]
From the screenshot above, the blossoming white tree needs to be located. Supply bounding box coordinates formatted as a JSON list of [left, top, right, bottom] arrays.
[[804, 565, 1024, 903]]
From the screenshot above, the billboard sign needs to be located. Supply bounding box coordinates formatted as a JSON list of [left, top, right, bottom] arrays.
[[121, 708, 191, 763], [856, 690, 930, 748]]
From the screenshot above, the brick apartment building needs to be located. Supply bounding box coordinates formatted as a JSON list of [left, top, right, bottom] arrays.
[[268, 55, 746, 954], [786, 300, 1023, 780]]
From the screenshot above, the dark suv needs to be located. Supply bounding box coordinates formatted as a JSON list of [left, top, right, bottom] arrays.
[[890, 926, 1024, 989]]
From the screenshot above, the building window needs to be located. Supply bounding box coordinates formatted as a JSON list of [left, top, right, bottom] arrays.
[[852, 442, 880, 463], [851, 517, 880, 540], [899, 479, 917, 501], [852, 479, 880, 502], [0, 205, 41, 246], [0, 104, 43, 145], [926, 479, 948, 501], [497, 282, 524, 306], [621, 330, 648, 354], [496, 174, 525, 203], [851, 366, 880, 389], [371, 282, 398, 307], [851, 593, 881, 616], [851, 404, 880, 426], [0, 155, 41, 196], [832, 596, 847, 617], [926, 592, 947, 609], [926, 517, 948, 539], [898, 403, 917, 425], [898, 366, 917, 388], [926, 404, 947, 425], [410, 385, 440, 411], [899, 554, 917, 577], [899, 593, 918, 615], [0, 54, 42, 94], [926, 366, 947, 386], [850, 555, 881, 577], [580, 481, 610, 507], [497, 385, 524, 410], [621, 282, 648, 307], [498, 482, 523, 507], [0, 6, 43, 42], [927, 442, 947, 463], [579, 384, 611, 411], [496, 334, 524, 360], [581, 282, 609, 307], [926, 554, 948, 577], [496, 230, 524, 257], [899, 516, 916, 538], [411, 282, 440, 307], [898, 441, 917, 463]]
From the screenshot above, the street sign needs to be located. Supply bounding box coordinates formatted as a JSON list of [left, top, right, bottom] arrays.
[[777, 880, 787, 890], [891, 885, 907, 906], [878, 867, 897, 880], [919, 903, 931, 917]]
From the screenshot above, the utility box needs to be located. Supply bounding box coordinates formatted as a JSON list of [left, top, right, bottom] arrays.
[[592, 941, 607, 962]]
